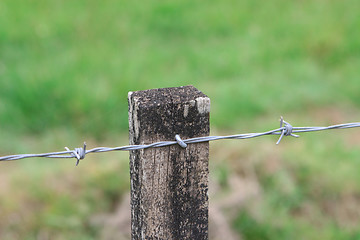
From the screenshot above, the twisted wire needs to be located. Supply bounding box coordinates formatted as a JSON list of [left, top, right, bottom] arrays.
[[1, 117, 360, 166]]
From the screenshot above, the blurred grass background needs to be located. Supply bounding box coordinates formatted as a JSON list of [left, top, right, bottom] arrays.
[[0, 0, 360, 239]]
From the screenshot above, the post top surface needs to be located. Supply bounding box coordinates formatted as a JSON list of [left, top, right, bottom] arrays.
[[128, 86, 208, 107]]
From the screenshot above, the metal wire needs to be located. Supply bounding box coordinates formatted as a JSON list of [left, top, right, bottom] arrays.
[[1, 117, 360, 166]]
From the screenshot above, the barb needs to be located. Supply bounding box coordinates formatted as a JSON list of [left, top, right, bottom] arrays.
[[1, 117, 360, 165], [276, 116, 299, 144], [65, 142, 86, 166]]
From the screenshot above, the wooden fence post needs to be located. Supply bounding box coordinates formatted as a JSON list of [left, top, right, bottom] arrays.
[[128, 86, 210, 240]]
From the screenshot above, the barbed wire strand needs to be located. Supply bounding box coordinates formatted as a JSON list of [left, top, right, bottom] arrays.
[[1, 117, 360, 165]]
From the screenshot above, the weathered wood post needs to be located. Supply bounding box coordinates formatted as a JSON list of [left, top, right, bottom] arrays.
[[128, 86, 210, 239]]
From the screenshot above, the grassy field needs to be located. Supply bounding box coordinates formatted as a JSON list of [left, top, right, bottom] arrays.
[[1, 0, 360, 239]]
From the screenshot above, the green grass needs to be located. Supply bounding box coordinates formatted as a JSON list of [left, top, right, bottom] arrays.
[[1, 0, 360, 137], [226, 131, 360, 240], [1, 0, 360, 239]]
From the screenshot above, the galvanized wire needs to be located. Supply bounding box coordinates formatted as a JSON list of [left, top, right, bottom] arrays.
[[1, 117, 360, 165]]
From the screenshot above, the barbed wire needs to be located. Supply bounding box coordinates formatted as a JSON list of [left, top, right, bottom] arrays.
[[1, 117, 360, 166]]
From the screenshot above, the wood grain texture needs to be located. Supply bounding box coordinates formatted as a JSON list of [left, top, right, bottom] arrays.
[[128, 86, 210, 240]]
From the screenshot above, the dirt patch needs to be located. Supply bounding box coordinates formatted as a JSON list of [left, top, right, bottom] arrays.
[[322, 192, 360, 229]]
